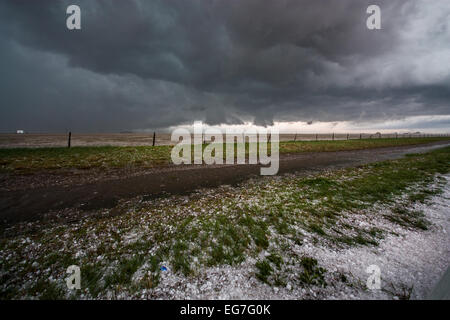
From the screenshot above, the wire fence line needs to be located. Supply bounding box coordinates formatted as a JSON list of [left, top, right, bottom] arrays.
[[0, 132, 448, 148]]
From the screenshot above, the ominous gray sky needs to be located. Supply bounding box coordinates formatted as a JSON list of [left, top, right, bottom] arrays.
[[1, 0, 449, 132]]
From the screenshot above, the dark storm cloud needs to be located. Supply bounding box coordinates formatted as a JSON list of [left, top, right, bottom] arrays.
[[0, 0, 449, 132]]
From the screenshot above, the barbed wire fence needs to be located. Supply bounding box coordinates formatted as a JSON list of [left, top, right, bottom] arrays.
[[0, 131, 449, 148]]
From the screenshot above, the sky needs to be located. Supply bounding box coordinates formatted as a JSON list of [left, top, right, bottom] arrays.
[[0, 0, 449, 133]]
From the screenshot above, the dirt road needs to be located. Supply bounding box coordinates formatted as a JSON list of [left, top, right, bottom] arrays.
[[1, 141, 449, 224]]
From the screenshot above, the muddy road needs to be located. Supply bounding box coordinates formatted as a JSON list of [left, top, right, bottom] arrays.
[[1, 141, 449, 224]]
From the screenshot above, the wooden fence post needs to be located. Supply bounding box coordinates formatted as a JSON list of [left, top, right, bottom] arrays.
[[68, 131, 71, 148], [294, 133, 297, 142], [346, 133, 349, 140], [332, 133, 335, 141], [316, 134, 318, 141], [152, 132, 156, 146]]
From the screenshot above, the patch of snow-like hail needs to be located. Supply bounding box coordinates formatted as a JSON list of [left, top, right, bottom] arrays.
[[296, 174, 450, 300], [122, 231, 141, 245], [144, 174, 450, 300]]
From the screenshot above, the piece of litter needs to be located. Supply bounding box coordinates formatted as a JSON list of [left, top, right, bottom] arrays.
[[160, 266, 167, 271]]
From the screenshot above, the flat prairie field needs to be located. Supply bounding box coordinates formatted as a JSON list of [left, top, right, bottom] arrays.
[[1, 145, 450, 299], [0, 136, 448, 173], [0, 133, 444, 148]]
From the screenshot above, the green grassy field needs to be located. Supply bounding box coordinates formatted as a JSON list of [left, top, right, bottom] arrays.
[[0, 137, 448, 173], [1, 146, 449, 299]]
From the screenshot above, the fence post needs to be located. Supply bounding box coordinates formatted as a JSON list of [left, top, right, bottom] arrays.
[[294, 132, 297, 142], [346, 133, 349, 140], [316, 134, 318, 141], [68, 131, 71, 148], [332, 133, 335, 141], [152, 132, 156, 146]]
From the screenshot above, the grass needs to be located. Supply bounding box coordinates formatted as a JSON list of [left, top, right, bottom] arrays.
[[0, 146, 449, 299], [0, 145, 172, 173], [298, 257, 327, 287], [0, 137, 448, 173], [384, 206, 430, 230], [255, 259, 274, 284]]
